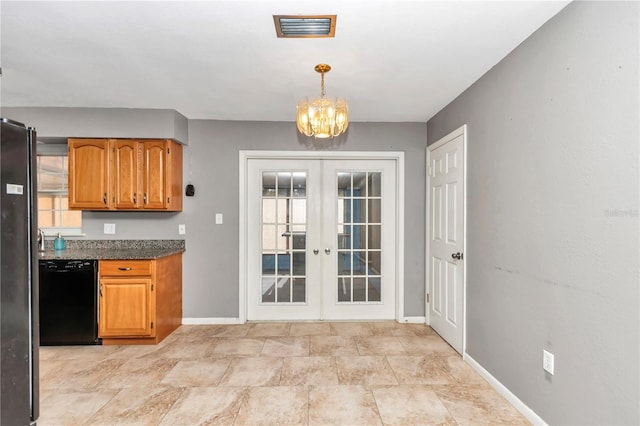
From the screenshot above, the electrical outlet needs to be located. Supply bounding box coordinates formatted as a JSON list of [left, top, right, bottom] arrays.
[[103, 223, 116, 235], [178, 224, 186, 235], [215, 213, 223, 224], [543, 350, 555, 375]]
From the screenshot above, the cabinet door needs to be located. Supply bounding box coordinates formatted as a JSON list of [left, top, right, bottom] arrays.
[[112, 140, 141, 209], [143, 141, 167, 209], [68, 139, 110, 209], [98, 278, 155, 337]]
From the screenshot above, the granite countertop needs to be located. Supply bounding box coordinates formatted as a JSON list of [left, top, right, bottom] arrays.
[[38, 240, 185, 261]]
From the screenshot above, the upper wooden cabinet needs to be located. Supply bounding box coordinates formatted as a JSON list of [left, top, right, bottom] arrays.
[[68, 139, 111, 209], [112, 140, 142, 209], [68, 138, 183, 211]]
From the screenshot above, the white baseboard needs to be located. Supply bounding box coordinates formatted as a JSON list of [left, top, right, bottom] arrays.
[[464, 353, 547, 426], [182, 317, 245, 325], [401, 316, 426, 324]]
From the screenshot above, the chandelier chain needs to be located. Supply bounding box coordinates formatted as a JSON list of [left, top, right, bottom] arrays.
[[320, 71, 326, 98]]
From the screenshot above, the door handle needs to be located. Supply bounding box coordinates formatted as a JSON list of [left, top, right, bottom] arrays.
[[325, 248, 331, 255], [451, 252, 463, 260], [313, 249, 319, 255]]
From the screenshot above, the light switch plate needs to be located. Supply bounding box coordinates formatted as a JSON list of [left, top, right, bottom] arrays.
[[178, 224, 186, 235], [104, 223, 116, 234], [215, 213, 223, 224]]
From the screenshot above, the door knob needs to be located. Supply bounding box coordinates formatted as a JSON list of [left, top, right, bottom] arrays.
[[313, 249, 319, 255], [325, 248, 331, 255], [451, 252, 463, 260]]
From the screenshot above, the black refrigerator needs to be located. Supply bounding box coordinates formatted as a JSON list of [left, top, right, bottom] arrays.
[[0, 118, 39, 425]]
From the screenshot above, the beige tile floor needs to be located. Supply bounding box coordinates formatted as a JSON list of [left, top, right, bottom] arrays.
[[38, 322, 530, 425]]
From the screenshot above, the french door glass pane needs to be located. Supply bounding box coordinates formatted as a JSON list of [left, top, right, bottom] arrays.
[[368, 277, 382, 302], [262, 277, 276, 302], [276, 278, 291, 302], [336, 171, 383, 303], [262, 254, 275, 274], [353, 277, 366, 302], [292, 278, 306, 302], [337, 277, 351, 302], [277, 173, 292, 196], [262, 172, 276, 196], [353, 199, 366, 223], [292, 173, 306, 197], [353, 251, 367, 274], [261, 171, 307, 304]]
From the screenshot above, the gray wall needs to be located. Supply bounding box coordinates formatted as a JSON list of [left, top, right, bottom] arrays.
[[80, 121, 427, 318], [181, 121, 427, 318], [1, 107, 189, 144], [427, 2, 639, 424], [5, 109, 428, 318]]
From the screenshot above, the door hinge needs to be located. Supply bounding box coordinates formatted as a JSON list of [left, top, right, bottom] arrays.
[[151, 322, 154, 329], [427, 293, 430, 304], [151, 284, 154, 291]]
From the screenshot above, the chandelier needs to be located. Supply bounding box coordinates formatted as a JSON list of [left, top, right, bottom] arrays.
[[296, 64, 349, 139]]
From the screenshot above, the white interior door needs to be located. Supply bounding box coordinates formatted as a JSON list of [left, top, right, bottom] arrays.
[[247, 158, 397, 320], [428, 127, 465, 353]]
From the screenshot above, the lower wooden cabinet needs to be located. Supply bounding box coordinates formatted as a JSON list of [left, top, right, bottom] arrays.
[[99, 277, 154, 338], [98, 253, 182, 345]]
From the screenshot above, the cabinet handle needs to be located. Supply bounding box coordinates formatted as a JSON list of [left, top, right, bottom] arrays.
[[118, 267, 132, 271], [103, 193, 107, 205], [133, 193, 137, 204], [99, 283, 103, 297], [144, 193, 148, 204]]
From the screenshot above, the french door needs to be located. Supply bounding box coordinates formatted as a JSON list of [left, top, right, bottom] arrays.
[[247, 158, 397, 320]]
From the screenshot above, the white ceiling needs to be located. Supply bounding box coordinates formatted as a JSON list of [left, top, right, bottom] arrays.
[[0, 1, 570, 123]]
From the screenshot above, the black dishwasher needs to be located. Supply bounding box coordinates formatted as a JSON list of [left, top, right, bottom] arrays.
[[39, 260, 100, 345]]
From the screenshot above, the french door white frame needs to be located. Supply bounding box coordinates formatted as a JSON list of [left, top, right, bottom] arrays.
[[239, 150, 405, 323], [426, 125, 467, 353]]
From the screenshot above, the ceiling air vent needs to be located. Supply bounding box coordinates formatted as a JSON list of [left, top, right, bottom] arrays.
[[273, 15, 336, 38]]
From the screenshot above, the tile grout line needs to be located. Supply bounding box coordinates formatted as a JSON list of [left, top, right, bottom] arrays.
[[155, 386, 188, 425], [383, 354, 402, 386], [429, 384, 462, 425], [232, 386, 250, 426]]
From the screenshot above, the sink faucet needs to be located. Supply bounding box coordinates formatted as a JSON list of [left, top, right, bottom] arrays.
[[37, 228, 45, 251]]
